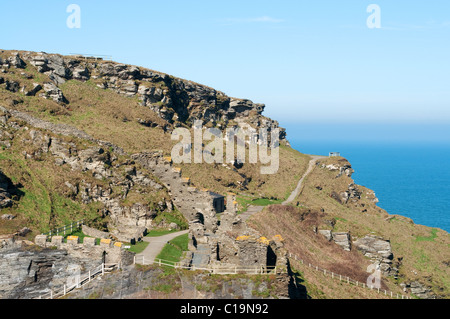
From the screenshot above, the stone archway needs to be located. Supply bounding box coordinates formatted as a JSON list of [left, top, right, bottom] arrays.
[[194, 212, 205, 225]]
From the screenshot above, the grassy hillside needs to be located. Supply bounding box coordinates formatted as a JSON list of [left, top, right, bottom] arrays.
[[0, 130, 104, 235], [248, 156, 450, 299]]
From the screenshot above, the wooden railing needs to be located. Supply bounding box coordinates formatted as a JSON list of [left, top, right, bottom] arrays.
[[36, 263, 119, 299], [134, 255, 278, 275], [287, 252, 412, 299], [41, 219, 85, 239]]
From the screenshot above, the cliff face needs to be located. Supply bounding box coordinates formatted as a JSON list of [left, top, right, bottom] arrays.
[[1, 50, 285, 140], [0, 237, 101, 299], [63, 264, 307, 300]]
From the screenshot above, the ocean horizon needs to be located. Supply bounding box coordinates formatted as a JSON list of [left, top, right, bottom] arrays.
[[287, 137, 450, 233]]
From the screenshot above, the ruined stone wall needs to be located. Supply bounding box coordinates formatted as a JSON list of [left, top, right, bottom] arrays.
[[34, 234, 132, 265]]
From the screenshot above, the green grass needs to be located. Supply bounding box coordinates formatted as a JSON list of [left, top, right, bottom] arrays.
[[416, 228, 438, 242], [155, 233, 189, 264], [146, 229, 179, 237], [170, 233, 189, 251], [236, 196, 283, 213], [127, 241, 150, 254]]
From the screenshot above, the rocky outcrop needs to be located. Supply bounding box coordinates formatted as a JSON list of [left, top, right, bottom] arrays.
[[320, 161, 354, 178], [319, 230, 351, 251], [401, 281, 434, 299], [0, 240, 99, 299], [63, 263, 304, 299], [0, 170, 13, 208], [5, 51, 287, 140], [41, 82, 67, 103], [0, 106, 170, 243], [353, 235, 398, 278]]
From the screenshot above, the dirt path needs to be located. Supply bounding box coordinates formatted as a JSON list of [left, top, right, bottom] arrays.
[[282, 155, 325, 205], [136, 230, 189, 264], [240, 155, 326, 222]]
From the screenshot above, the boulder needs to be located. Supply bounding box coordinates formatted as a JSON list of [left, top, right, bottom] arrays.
[[42, 82, 67, 103], [318, 229, 332, 241], [353, 235, 396, 277], [332, 232, 351, 251], [8, 53, 26, 69], [1, 214, 15, 220]]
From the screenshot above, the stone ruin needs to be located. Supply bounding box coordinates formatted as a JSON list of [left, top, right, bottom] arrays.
[[34, 233, 133, 266]]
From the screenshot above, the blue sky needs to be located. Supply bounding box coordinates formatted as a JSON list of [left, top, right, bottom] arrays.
[[1, 0, 450, 141]]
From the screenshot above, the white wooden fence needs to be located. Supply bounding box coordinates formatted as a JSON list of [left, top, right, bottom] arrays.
[[36, 263, 119, 299], [287, 252, 412, 299], [41, 219, 85, 239], [134, 255, 278, 275]]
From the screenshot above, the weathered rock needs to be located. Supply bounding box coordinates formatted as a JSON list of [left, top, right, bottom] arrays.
[[1, 214, 15, 220], [0, 245, 99, 299], [8, 53, 26, 69], [332, 232, 351, 251], [4, 80, 20, 93], [42, 82, 67, 103], [353, 235, 397, 277], [318, 229, 332, 241], [0, 170, 14, 208]]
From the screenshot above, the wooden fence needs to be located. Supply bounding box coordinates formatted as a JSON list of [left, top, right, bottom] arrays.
[[134, 255, 278, 275], [41, 219, 85, 239], [287, 252, 412, 299], [36, 263, 119, 299]]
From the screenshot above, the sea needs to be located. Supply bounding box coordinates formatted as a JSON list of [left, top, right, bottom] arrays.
[[286, 130, 450, 233]]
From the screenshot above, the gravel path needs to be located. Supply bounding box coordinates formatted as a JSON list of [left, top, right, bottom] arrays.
[[282, 155, 326, 205], [136, 230, 189, 264]]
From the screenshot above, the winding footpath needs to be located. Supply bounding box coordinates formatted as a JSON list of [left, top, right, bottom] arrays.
[[242, 155, 325, 222], [282, 155, 326, 205]]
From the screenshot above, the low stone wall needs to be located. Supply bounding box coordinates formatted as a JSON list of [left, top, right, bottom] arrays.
[[34, 235, 131, 265], [82, 225, 110, 239]]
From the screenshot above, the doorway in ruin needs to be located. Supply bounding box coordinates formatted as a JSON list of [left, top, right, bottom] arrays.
[[266, 245, 277, 268], [195, 212, 205, 225]]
